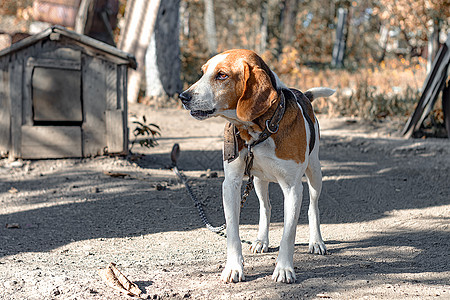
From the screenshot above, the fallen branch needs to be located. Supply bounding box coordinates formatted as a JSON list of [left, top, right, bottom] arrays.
[[98, 262, 143, 298]]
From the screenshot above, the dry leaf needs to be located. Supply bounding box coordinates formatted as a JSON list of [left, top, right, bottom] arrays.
[[6, 223, 20, 229], [98, 262, 143, 298], [8, 187, 19, 194]]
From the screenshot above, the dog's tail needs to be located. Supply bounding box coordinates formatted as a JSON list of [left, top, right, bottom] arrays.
[[305, 87, 335, 102]]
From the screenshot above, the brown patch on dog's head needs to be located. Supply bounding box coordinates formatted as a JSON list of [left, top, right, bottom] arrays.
[[210, 49, 278, 122], [236, 59, 278, 122]]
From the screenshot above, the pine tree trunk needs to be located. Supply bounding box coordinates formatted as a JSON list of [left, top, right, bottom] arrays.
[[204, 0, 217, 56], [118, 0, 161, 103], [145, 0, 182, 97], [259, 0, 268, 53]]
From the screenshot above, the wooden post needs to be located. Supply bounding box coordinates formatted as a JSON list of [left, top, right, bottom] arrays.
[[443, 80, 450, 138], [402, 33, 450, 137], [331, 8, 348, 68]]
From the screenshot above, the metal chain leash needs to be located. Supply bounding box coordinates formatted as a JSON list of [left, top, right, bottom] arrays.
[[241, 144, 255, 208], [170, 144, 226, 233]]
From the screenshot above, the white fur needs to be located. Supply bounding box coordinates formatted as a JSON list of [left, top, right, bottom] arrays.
[[183, 53, 331, 284], [306, 87, 335, 99], [184, 53, 229, 114], [221, 115, 327, 284]]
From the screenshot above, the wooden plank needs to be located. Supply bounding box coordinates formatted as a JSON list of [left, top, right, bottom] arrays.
[[106, 62, 118, 110], [23, 62, 33, 125], [0, 26, 136, 68], [0, 69, 11, 153], [402, 33, 450, 137], [21, 125, 82, 158], [117, 65, 128, 110], [118, 65, 128, 151], [26, 57, 81, 70], [10, 60, 23, 159], [443, 82, 450, 138], [82, 55, 106, 156], [106, 110, 126, 153]]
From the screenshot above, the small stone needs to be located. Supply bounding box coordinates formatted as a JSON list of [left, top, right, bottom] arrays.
[[156, 184, 166, 191], [8, 187, 18, 194]]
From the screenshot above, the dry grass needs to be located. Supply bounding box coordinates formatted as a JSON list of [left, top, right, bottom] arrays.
[[266, 48, 428, 121]]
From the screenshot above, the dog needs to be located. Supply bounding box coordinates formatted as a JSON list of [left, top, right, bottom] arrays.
[[179, 49, 334, 283]]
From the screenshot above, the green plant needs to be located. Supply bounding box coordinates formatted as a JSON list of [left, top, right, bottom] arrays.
[[130, 115, 161, 153]]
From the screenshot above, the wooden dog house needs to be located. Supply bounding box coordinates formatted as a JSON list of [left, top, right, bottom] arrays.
[[0, 26, 136, 159]]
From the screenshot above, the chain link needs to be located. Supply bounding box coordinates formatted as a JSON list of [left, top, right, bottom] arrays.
[[241, 145, 255, 208]]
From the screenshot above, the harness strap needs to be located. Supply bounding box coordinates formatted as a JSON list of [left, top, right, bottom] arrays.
[[286, 88, 316, 154]]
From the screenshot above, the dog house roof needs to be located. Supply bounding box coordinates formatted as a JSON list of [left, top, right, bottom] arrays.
[[0, 25, 136, 69]]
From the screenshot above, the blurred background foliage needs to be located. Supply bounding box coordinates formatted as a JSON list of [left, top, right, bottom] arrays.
[[1, 0, 449, 121]]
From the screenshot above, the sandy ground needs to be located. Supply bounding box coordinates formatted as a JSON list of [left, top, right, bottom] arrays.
[[1, 103, 449, 299]]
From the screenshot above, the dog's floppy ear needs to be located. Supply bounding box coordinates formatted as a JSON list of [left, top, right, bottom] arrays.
[[236, 62, 278, 122]]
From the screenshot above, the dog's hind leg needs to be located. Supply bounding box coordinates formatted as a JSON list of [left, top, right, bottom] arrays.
[[250, 177, 270, 253], [305, 151, 327, 255]]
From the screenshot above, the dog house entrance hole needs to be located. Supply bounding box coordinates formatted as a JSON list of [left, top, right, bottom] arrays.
[[32, 66, 82, 125]]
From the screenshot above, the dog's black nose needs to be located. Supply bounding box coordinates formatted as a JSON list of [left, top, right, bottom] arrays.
[[179, 91, 192, 105]]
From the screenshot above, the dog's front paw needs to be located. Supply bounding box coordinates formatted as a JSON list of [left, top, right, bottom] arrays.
[[308, 240, 327, 255], [221, 260, 245, 283], [250, 239, 269, 253], [272, 263, 296, 283]]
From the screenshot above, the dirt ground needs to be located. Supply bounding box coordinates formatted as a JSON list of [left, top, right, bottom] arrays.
[[1, 103, 449, 299]]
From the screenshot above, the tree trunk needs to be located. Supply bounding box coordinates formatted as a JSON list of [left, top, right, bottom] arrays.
[[118, 0, 161, 103], [259, 0, 268, 53], [281, 0, 298, 45], [276, 0, 286, 58], [204, 0, 217, 56], [145, 0, 182, 97], [377, 24, 389, 63], [331, 7, 348, 68]]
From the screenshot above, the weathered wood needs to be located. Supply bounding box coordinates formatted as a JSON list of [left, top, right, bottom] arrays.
[[443, 81, 450, 138], [106, 110, 125, 153], [106, 62, 118, 110], [402, 33, 450, 137], [33, 67, 83, 122], [117, 65, 127, 110], [0, 25, 131, 159], [0, 69, 11, 153], [10, 61, 23, 159], [38, 47, 82, 61], [82, 55, 106, 156], [118, 64, 128, 150], [23, 61, 33, 126], [27, 57, 81, 70], [21, 125, 82, 158], [0, 26, 136, 68]]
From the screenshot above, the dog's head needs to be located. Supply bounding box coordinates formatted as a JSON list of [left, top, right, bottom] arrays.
[[179, 49, 279, 122]]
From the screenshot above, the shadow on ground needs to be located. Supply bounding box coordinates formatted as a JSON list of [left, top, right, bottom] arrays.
[[1, 134, 449, 272]]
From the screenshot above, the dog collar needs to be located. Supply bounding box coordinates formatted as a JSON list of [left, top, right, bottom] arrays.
[[223, 89, 286, 164]]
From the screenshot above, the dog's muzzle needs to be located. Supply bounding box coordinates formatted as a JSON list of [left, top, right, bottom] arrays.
[[179, 91, 216, 120]]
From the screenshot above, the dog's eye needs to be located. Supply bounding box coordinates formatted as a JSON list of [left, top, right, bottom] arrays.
[[216, 72, 228, 80]]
